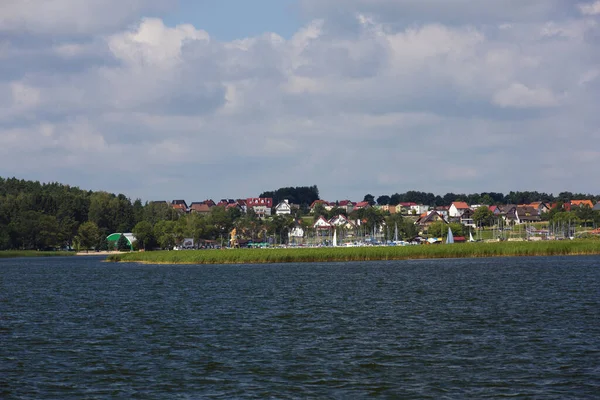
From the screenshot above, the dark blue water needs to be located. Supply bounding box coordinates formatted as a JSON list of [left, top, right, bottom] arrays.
[[1, 255, 599, 399]]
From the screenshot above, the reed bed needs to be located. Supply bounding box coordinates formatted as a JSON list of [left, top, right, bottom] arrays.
[[0, 250, 75, 259], [107, 240, 600, 264]]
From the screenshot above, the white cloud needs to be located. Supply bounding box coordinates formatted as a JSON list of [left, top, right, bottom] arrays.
[[579, 1, 600, 15], [0, 3, 599, 200], [108, 18, 209, 68], [493, 83, 560, 108]]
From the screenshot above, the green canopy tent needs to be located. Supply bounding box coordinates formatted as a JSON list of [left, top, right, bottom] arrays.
[[106, 233, 136, 251]]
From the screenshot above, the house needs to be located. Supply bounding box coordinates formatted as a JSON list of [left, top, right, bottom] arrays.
[[500, 205, 540, 224], [313, 215, 332, 229], [433, 206, 449, 218], [570, 199, 594, 209], [189, 202, 212, 215], [397, 202, 417, 214], [246, 198, 273, 218], [410, 204, 429, 215], [288, 221, 305, 244], [329, 214, 356, 230], [309, 200, 331, 213], [171, 200, 188, 213], [525, 202, 551, 214], [497, 204, 517, 222], [216, 199, 234, 207], [449, 202, 470, 218], [354, 201, 371, 210], [337, 200, 355, 213], [515, 206, 541, 224], [202, 199, 216, 208], [415, 211, 447, 230], [275, 199, 292, 215], [459, 208, 476, 227], [378, 204, 397, 214]]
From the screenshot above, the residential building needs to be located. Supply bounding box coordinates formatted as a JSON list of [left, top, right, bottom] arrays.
[[171, 200, 188, 213], [449, 202, 470, 218], [275, 199, 292, 215], [415, 211, 447, 230], [246, 198, 273, 218], [189, 202, 212, 215]]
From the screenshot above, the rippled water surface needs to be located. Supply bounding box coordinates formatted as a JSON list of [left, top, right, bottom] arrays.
[[1, 255, 600, 398]]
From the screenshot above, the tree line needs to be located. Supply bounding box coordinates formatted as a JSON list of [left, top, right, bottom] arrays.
[[1, 177, 598, 251], [368, 190, 598, 207]]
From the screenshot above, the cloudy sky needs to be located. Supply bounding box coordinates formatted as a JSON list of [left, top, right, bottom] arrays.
[[1, 1, 599, 203]]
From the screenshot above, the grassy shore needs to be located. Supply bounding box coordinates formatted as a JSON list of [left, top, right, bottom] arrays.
[[107, 240, 600, 265], [0, 250, 76, 259]]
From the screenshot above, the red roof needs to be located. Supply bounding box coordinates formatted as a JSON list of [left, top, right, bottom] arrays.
[[452, 202, 469, 209], [246, 198, 273, 208], [571, 200, 594, 208], [310, 200, 330, 208]]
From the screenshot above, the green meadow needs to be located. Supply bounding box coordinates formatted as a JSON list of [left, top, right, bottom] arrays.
[[107, 240, 600, 264], [0, 250, 75, 259]]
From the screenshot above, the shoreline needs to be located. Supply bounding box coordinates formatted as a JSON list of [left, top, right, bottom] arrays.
[[76, 251, 128, 256], [106, 240, 600, 265]]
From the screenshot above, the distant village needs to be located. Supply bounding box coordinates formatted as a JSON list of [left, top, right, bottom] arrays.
[[151, 197, 600, 247]]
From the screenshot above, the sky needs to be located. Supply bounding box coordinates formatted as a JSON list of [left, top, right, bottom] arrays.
[[1, 0, 599, 203]]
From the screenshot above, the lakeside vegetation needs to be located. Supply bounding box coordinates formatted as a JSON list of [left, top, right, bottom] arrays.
[[107, 240, 600, 264], [0, 250, 75, 259]]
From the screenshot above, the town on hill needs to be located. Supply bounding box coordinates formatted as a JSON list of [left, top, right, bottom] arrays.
[[1, 177, 599, 251]]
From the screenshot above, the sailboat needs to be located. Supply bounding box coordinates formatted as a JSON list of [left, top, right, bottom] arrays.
[[469, 231, 475, 242], [446, 227, 454, 244], [333, 227, 338, 247], [394, 222, 399, 242]]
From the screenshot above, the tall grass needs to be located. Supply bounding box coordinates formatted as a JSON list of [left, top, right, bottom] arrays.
[[0, 250, 75, 259], [107, 240, 600, 264]]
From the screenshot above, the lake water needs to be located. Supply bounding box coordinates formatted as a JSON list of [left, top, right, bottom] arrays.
[[1, 255, 599, 399]]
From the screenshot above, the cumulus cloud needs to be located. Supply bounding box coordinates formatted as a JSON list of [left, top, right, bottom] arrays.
[[0, 2, 599, 200]]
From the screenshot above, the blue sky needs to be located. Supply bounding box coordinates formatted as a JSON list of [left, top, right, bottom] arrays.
[[164, 0, 301, 41], [1, 0, 599, 203]]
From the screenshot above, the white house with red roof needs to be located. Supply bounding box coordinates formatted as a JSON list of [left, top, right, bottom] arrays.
[[329, 214, 356, 230], [354, 201, 371, 210], [449, 201, 470, 217], [309, 200, 332, 213], [313, 216, 332, 230]]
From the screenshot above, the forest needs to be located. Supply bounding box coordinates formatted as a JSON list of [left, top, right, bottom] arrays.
[[0, 176, 598, 251]]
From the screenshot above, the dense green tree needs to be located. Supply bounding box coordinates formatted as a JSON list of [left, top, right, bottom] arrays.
[[132, 221, 154, 251], [377, 195, 391, 205], [312, 203, 327, 220], [153, 220, 173, 249], [473, 207, 495, 227], [259, 185, 320, 206], [363, 194, 376, 206], [117, 234, 130, 251], [78, 221, 100, 252], [574, 205, 594, 227], [427, 221, 446, 237], [97, 236, 109, 251]]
